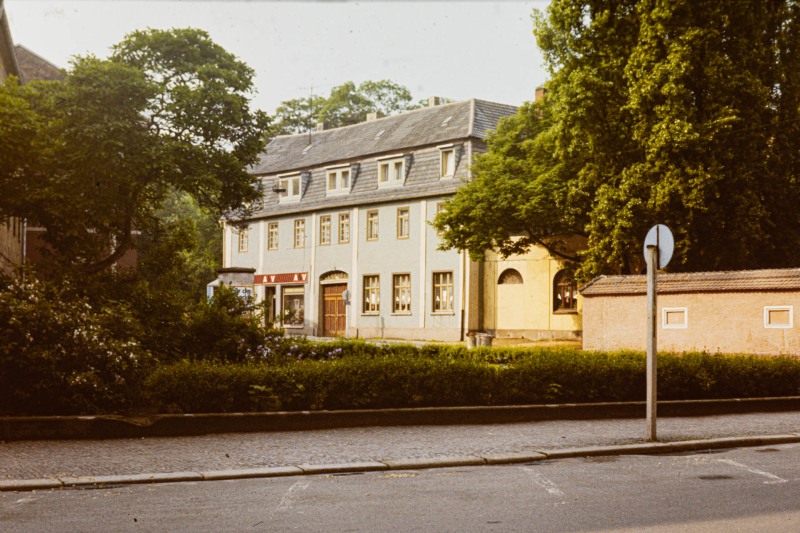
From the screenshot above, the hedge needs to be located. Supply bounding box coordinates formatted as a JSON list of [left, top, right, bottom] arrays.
[[144, 347, 800, 414]]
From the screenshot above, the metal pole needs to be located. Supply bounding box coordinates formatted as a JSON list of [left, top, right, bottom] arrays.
[[646, 244, 658, 441]]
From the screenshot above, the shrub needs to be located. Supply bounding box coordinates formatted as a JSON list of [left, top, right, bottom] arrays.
[[0, 274, 152, 415]]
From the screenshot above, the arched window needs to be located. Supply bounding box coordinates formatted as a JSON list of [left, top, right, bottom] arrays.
[[498, 268, 523, 285], [553, 270, 578, 312]]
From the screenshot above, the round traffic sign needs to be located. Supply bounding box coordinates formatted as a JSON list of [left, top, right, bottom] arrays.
[[643, 224, 674, 269]]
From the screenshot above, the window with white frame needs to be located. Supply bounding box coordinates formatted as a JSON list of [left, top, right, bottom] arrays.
[[319, 215, 332, 246], [277, 174, 302, 202], [326, 167, 351, 194], [363, 275, 380, 314], [338, 213, 350, 244], [267, 222, 278, 250], [432, 271, 454, 313], [238, 229, 248, 253], [662, 307, 688, 329], [765, 306, 793, 328], [393, 274, 412, 314], [378, 156, 405, 187], [397, 207, 410, 239], [366, 210, 379, 241], [440, 146, 455, 178], [294, 219, 305, 248]]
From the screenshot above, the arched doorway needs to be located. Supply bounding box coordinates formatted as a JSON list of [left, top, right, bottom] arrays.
[[496, 268, 527, 330], [320, 270, 349, 337]]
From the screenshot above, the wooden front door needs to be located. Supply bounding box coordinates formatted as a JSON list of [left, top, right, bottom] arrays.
[[322, 283, 347, 337]]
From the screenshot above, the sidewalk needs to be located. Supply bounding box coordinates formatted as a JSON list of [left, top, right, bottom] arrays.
[[1, 411, 798, 491]]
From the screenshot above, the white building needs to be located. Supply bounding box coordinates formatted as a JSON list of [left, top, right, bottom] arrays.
[[218, 98, 582, 342]]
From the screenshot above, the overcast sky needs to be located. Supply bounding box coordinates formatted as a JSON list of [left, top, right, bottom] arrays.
[[5, 0, 551, 114]]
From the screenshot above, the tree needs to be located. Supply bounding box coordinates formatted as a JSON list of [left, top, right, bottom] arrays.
[[271, 79, 419, 135], [0, 28, 270, 274], [439, 0, 800, 279]]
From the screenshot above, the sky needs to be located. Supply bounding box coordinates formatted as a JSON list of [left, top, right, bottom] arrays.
[[5, 0, 551, 114]]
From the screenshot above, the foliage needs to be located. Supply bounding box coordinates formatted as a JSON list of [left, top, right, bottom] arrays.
[[145, 346, 800, 414], [439, 0, 800, 279], [0, 272, 152, 415], [271, 79, 419, 135], [0, 28, 270, 275]]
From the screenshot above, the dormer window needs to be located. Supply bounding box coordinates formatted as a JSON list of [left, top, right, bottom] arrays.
[[438, 144, 457, 179], [377, 154, 406, 188], [277, 173, 302, 202], [326, 165, 352, 195]]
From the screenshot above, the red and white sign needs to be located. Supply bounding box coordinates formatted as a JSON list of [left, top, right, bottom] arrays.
[[254, 272, 309, 285]]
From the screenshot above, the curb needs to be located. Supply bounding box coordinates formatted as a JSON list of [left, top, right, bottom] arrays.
[[2, 396, 800, 441], [2, 433, 799, 493]]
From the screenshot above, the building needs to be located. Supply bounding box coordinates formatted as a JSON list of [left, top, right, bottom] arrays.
[[218, 98, 583, 342], [0, 0, 23, 276], [579, 268, 800, 355]]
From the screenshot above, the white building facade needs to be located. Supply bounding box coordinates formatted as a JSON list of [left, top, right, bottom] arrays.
[[219, 99, 518, 341]]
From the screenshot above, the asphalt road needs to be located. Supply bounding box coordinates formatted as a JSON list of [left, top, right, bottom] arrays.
[[2, 443, 799, 532]]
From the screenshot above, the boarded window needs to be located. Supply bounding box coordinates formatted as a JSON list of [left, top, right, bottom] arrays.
[[662, 307, 687, 329], [765, 306, 793, 328]]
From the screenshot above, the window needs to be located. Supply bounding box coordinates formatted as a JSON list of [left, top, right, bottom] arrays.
[[432, 271, 454, 313], [397, 207, 410, 239], [498, 269, 523, 284], [765, 306, 793, 328], [294, 219, 305, 248], [326, 167, 351, 194], [366, 210, 379, 241], [282, 286, 305, 327], [553, 270, 578, 312], [238, 229, 248, 253], [393, 274, 412, 314], [363, 275, 380, 314], [378, 156, 405, 187], [440, 147, 455, 177], [319, 215, 332, 246], [662, 307, 688, 329], [277, 174, 302, 201], [338, 213, 350, 244], [267, 222, 278, 250], [435, 201, 446, 236]]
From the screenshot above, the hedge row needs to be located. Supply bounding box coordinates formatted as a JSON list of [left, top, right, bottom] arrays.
[[145, 348, 800, 413]]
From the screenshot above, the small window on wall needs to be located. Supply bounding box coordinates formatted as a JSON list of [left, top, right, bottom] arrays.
[[393, 274, 411, 314], [319, 215, 332, 246], [238, 229, 248, 253], [366, 210, 379, 241], [440, 147, 455, 178], [498, 269, 523, 284], [294, 219, 305, 248], [553, 270, 578, 312], [267, 222, 278, 250], [662, 307, 688, 329], [765, 306, 793, 328], [432, 271, 454, 313], [282, 286, 305, 327], [338, 213, 350, 244], [397, 207, 410, 239]]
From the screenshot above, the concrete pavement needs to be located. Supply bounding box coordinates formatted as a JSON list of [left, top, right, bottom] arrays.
[[1, 409, 798, 492]]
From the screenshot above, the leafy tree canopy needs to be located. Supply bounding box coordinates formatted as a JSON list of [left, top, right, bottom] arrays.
[[438, 0, 800, 279], [272, 79, 419, 135], [0, 28, 270, 274]]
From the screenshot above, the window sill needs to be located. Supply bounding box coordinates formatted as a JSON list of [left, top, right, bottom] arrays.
[[391, 312, 412, 316], [553, 309, 579, 315], [431, 311, 456, 316]]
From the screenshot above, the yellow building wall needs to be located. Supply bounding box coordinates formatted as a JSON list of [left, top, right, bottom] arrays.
[[480, 246, 582, 340]]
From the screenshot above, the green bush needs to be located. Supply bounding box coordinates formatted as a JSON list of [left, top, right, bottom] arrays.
[[0, 274, 152, 415], [144, 346, 800, 414]]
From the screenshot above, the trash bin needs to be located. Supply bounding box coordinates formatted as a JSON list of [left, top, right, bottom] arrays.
[[466, 333, 477, 349]]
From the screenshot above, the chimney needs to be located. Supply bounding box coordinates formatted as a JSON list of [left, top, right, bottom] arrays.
[[534, 87, 546, 102], [428, 96, 442, 107], [316, 122, 327, 131], [366, 112, 378, 121]]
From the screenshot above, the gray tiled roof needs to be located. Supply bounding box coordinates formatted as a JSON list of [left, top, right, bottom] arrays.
[[252, 99, 517, 175], [14, 45, 63, 83], [246, 99, 517, 221], [579, 268, 800, 296]]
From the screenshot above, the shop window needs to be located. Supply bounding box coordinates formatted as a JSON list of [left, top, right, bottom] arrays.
[[553, 270, 578, 312], [282, 286, 305, 327]]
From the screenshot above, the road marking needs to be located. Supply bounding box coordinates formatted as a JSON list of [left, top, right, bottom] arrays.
[[272, 479, 311, 516], [523, 466, 564, 496], [717, 458, 787, 484]]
